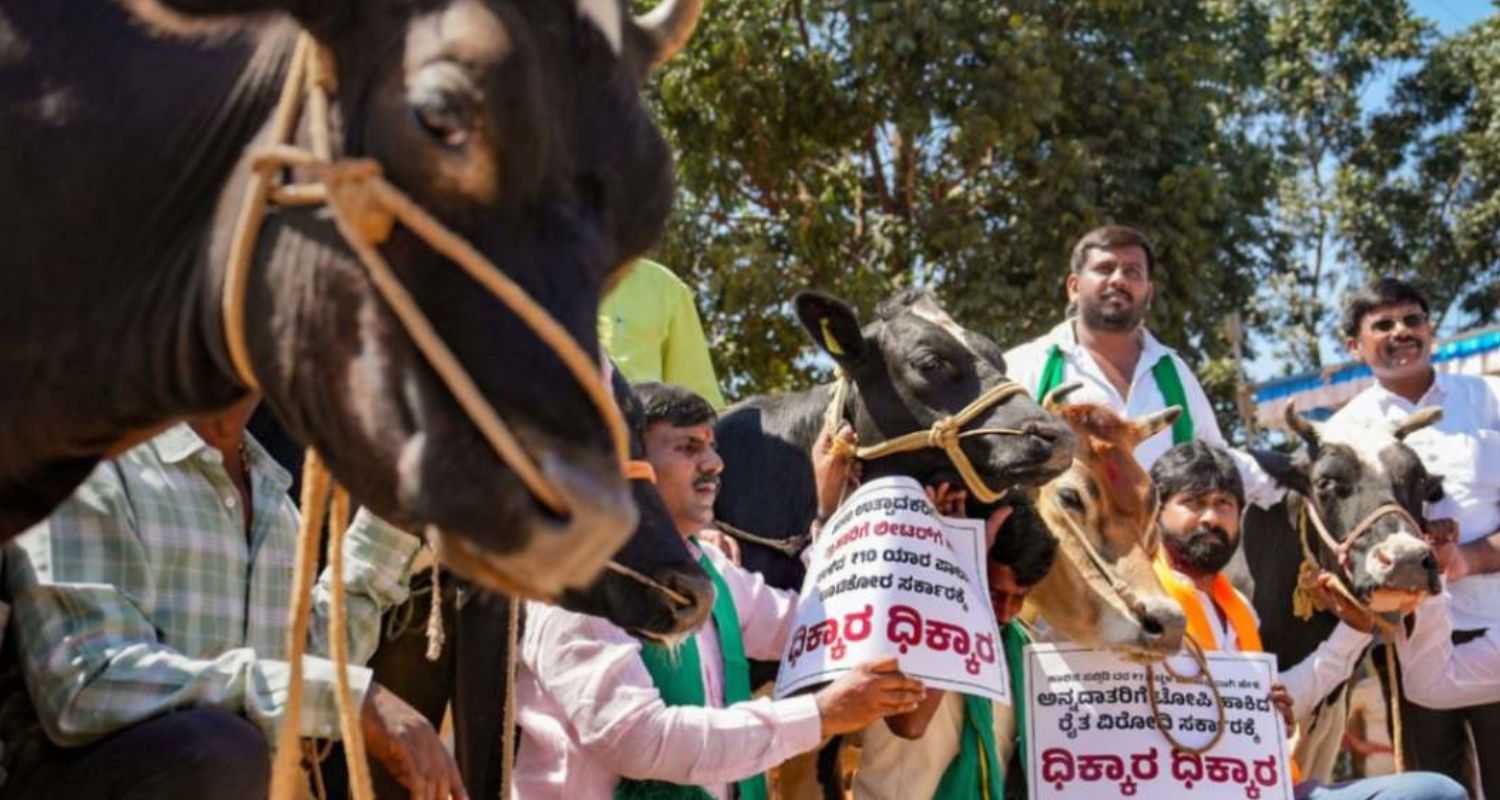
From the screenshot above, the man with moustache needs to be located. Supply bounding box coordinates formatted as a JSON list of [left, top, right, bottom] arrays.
[[1149, 442, 1466, 800], [511, 382, 925, 799], [1329, 277, 1500, 796], [1003, 225, 1279, 502]]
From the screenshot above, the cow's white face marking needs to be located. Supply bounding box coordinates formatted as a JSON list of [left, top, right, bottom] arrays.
[[578, 0, 624, 54], [1321, 421, 1401, 477]]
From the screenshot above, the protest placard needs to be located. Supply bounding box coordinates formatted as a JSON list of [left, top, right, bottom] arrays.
[[1025, 643, 1293, 800], [773, 475, 1008, 703]]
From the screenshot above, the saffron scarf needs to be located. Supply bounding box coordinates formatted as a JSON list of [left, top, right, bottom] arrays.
[[615, 550, 768, 800]]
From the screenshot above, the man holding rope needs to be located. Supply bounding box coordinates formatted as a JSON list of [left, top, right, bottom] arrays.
[[1149, 441, 1465, 800], [1330, 277, 1500, 797], [511, 383, 925, 799], [0, 396, 462, 800]]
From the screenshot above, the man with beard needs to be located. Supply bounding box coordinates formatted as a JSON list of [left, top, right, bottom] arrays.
[[511, 383, 925, 799], [1149, 442, 1466, 800], [1003, 226, 1278, 501], [1330, 277, 1500, 796]]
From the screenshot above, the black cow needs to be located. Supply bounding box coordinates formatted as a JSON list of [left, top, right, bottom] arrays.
[[1242, 406, 1445, 779], [0, 0, 700, 598]]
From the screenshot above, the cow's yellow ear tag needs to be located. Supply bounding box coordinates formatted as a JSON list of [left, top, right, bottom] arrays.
[[820, 317, 844, 356]]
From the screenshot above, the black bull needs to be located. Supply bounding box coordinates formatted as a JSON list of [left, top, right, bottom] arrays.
[[0, 0, 699, 598]]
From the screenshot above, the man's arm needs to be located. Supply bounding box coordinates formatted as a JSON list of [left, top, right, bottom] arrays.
[[1174, 355, 1286, 509], [4, 470, 373, 746], [307, 508, 423, 666], [1395, 593, 1500, 709], [700, 542, 799, 661], [1277, 623, 1373, 721], [526, 607, 919, 786]]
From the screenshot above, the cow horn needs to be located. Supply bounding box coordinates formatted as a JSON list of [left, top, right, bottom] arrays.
[[1041, 381, 1084, 412], [637, 0, 703, 68], [578, 0, 624, 55], [1134, 406, 1182, 440], [1392, 406, 1443, 440], [1283, 402, 1321, 451]]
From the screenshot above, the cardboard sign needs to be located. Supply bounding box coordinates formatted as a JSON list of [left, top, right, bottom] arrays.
[[773, 476, 1008, 704], [1025, 644, 1294, 800]]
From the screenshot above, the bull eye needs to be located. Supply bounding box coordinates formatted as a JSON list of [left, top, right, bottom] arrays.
[[1057, 487, 1086, 513], [408, 63, 480, 150]]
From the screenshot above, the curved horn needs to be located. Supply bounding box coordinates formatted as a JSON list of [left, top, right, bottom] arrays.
[[1134, 405, 1182, 440], [1041, 381, 1084, 412], [637, 0, 703, 68], [1283, 402, 1320, 451], [1392, 406, 1443, 440]]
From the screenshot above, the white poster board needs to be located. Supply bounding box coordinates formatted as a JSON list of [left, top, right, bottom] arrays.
[[1025, 644, 1294, 800], [773, 476, 1008, 704]]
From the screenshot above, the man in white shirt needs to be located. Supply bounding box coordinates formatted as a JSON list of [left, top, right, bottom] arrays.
[[511, 383, 924, 799], [1329, 277, 1500, 797], [1149, 442, 1465, 800], [1397, 591, 1500, 709], [1002, 225, 1280, 505]]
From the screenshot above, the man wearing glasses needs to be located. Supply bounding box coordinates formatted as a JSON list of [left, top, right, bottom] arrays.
[[1331, 277, 1500, 797]]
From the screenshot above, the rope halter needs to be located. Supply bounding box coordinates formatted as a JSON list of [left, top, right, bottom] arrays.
[[221, 34, 631, 517], [821, 376, 1031, 504]]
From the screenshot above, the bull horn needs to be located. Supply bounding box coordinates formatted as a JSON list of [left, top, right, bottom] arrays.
[[1283, 402, 1321, 451], [1134, 405, 1182, 440], [578, 0, 624, 54], [1392, 406, 1443, 441], [1041, 381, 1084, 412], [637, 0, 703, 68]]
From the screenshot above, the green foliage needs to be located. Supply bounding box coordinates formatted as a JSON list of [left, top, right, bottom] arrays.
[[643, 0, 1278, 407]]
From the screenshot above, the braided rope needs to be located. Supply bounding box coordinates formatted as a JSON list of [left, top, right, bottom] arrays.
[[1145, 637, 1228, 756]]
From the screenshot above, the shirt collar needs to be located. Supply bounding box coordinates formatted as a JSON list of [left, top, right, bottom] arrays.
[[1369, 369, 1447, 409], [1052, 318, 1170, 368], [148, 423, 294, 492]]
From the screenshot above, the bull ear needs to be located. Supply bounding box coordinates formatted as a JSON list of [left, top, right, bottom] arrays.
[[1283, 402, 1321, 453], [128, 0, 351, 34], [1247, 448, 1310, 495], [795, 291, 867, 368], [1133, 406, 1181, 441], [635, 0, 704, 68], [1392, 407, 1443, 440]]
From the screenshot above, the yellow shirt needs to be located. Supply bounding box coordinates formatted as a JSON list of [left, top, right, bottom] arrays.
[[599, 259, 726, 409]]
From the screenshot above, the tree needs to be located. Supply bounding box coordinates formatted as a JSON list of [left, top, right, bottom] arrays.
[[1340, 12, 1500, 329], [644, 0, 1280, 419], [1249, 0, 1431, 374]]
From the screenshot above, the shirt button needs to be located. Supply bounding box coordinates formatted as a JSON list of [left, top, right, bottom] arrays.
[[225, 495, 238, 510]]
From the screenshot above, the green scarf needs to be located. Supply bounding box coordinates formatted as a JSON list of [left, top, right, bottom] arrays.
[[932, 622, 1031, 800], [615, 550, 768, 800], [1035, 343, 1194, 444]]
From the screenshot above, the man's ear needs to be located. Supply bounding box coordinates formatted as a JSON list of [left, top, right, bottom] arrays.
[[1344, 336, 1361, 359], [127, 0, 351, 35], [1064, 272, 1080, 303], [1248, 448, 1310, 495], [795, 291, 867, 368]]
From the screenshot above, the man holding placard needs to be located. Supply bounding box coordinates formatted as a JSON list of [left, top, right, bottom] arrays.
[[1148, 442, 1465, 800], [510, 383, 925, 800]]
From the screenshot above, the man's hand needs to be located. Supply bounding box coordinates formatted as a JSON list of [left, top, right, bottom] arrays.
[[924, 482, 967, 517], [815, 658, 925, 738], [361, 682, 468, 800], [1424, 519, 1467, 581], [1297, 565, 1379, 633], [1268, 683, 1295, 738], [814, 422, 861, 520], [983, 505, 1014, 550]]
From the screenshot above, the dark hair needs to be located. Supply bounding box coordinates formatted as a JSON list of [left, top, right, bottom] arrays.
[[633, 381, 717, 429], [1149, 441, 1244, 510], [988, 503, 1058, 587], [1341, 277, 1431, 339], [1070, 225, 1156, 275]]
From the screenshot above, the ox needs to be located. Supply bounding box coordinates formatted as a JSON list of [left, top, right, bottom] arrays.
[[1024, 395, 1188, 659], [0, 0, 700, 597], [1243, 405, 1445, 780], [319, 368, 713, 798]]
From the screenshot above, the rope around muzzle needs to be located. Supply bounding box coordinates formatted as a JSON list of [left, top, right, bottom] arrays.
[[1293, 501, 1410, 773], [820, 376, 1030, 504], [234, 33, 636, 800]]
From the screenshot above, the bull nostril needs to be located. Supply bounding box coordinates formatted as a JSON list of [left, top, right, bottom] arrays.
[[1422, 553, 1439, 573], [1024, 421, 1060, 442], [1140, 614, 1166, 639], [1374, 547, 1394, 567]]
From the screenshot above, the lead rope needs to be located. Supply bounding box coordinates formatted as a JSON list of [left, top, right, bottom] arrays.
[[1294, 503, 1407, 773], [502, 596, 521, 800], [327, 486, 376, 799], [1144, 636, 1228, 755]]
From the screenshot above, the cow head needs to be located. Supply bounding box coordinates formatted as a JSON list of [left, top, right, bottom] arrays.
[[1026, 395, 1187, 660], [1256, 404, 1445, 613], [553, 369, 713, 638], [137, 0, 700, 596], [795, 289, 1075, 495]]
